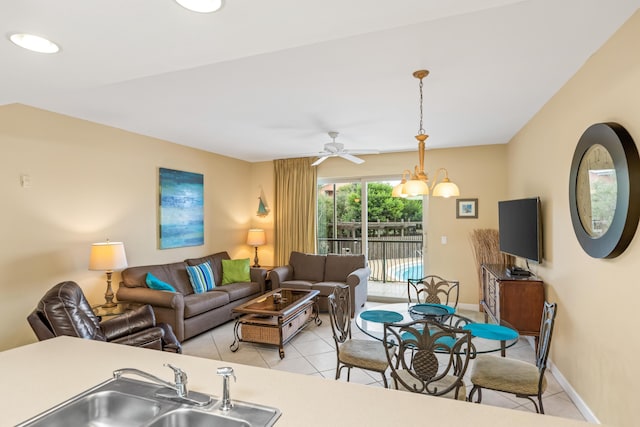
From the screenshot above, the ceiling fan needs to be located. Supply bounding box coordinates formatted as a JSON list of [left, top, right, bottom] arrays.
[[311, 132, 379, 166]]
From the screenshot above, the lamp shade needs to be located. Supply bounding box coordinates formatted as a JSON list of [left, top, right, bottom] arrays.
[[246, 229, 266, 246], [89, 241, 128, 271], [403, 179, 429, 197], [391, 182, 408, 198], [432, 180, 460, 198]]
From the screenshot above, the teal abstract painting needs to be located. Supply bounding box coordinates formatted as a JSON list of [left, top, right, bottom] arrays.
[[159, 167, 204, 249]]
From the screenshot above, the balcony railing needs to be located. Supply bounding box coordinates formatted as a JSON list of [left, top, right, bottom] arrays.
[[317, 237, 423, 283]]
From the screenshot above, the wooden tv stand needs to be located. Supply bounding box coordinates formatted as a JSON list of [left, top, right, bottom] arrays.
[[480, 264, 545, 347]]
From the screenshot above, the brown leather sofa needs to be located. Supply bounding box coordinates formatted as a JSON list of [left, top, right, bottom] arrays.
[[116, 251, 267, 342], [270, 252, 370, 317], [28, 281, 180, 352]]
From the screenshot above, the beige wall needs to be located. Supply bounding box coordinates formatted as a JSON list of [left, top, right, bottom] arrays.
[[317, 145, 509, 306], [0, 104, 256, 350], [249, 161, 275, 267], [2, 105, 505, 351], [507, 10, 640, 427]]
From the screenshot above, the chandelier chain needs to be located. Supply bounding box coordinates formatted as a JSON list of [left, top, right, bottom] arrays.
[[418, 77, 425, 135], [391, 69, 460, 198]]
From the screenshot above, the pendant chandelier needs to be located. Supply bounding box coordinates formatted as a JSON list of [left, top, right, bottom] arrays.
[[392, 70, 460, 198]]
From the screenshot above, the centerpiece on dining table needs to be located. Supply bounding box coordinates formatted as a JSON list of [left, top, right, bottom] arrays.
[[408, 302, 455, 322]]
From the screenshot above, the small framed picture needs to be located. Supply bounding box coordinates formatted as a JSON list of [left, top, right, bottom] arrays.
[[456, 198, 478, 219]]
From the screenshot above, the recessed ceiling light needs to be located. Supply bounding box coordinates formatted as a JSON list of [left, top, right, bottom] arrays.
[[175, 0, 224, 13], [9, 33, 60, 53]]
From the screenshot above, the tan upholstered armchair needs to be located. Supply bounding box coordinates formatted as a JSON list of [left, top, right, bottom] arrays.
[[270, 251, 370, 316], [27, 281, 181, 352]]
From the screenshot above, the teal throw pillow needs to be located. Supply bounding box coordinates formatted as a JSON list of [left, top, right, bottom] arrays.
[[186, 261, 216, 294], [221, 258, 251, 285], [145, 272, 176, 292]]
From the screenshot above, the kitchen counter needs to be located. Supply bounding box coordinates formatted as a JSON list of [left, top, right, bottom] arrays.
[[2, 337, 593, 426]]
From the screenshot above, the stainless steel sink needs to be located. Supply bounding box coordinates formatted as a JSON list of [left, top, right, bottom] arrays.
[[20, 390, 162, 427], [218, 401, 282, 426], [147, 401, 282, 427], [17, 376, 281, 427], [147, 409, 250, 427]]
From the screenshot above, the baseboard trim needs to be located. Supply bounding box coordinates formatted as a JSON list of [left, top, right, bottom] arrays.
[[458, 302, 479, 311], [521, 337, 600, 424], [548, 359, 600, 424], [365, 298, 600, 422], [366, 295, 404, 304]]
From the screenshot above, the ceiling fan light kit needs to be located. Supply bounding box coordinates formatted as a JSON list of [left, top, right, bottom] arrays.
[[392, 70, 460, 199], [175, 0, 224, 13], [311, 131, 378, 166], [9, 33, 60, 54]]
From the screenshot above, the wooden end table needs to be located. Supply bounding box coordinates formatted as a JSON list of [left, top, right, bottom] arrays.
[[91, 302, 141, 320], [230, 288, 321, 359]]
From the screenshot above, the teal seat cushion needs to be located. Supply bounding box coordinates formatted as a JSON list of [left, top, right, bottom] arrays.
[[186, 261, 216, 293], [360, 310, 403, 323], [411, 303, 455, 315], [400, 328, 456, 350], [463, 323, 518, 341], [145, 272, 176, 292]]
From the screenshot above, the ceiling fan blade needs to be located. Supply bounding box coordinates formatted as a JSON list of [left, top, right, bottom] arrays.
[[346, 149, 380, 155], [311, 155, 330, 166], [339, 153, 365, 164], [297, 149, 330, 157]]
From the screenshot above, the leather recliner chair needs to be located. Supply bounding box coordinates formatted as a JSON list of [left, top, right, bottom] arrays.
[[27, 281, 181, 353]]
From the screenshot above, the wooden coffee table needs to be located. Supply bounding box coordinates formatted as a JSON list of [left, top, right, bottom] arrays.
[[230, 288, 321, 359]]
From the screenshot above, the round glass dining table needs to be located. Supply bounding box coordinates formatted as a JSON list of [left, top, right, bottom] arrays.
[[355, 302, 519, 355]]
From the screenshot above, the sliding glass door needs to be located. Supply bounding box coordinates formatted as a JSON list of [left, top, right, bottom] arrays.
[[317, 182, 362, 255], [365, 181, 423, 284], [317, 179, 423, 289]]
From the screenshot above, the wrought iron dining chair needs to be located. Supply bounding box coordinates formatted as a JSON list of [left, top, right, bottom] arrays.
[[468, 302, 557, 413], [407, 275, 459, 309], [383, 319, 474, 400], [328, 285, 388, 387]]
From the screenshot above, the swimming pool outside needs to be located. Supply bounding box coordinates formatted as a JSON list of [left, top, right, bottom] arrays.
[[368, 257, 423, 283], [392, 263, 424, 281]]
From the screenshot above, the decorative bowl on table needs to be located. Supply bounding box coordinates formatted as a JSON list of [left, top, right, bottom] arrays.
[[409, 303, 455, 322]]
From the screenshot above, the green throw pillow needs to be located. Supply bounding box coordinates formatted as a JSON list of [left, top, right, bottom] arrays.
[[145, 272, 176, 292], [221, 258, 251, 285]]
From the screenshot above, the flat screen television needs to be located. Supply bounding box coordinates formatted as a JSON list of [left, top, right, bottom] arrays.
[[498, 197, 543, 263]]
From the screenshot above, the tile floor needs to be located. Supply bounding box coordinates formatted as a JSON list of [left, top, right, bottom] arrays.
[[181, 301, 586, 422], [368, 280, 409, 301]]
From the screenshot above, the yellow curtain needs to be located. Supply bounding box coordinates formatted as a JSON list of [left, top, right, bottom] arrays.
[[274, 158, 317, 265]]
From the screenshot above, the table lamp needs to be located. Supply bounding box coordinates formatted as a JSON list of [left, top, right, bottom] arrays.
[[89, 240, 128, 308], [246, 229, 266, 267]]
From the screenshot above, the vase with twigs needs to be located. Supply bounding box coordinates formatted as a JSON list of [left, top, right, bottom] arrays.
[[469, 229, 514, 306]]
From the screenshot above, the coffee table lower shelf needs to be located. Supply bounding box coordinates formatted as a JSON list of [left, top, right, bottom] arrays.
[[230, 301, 321, 358]]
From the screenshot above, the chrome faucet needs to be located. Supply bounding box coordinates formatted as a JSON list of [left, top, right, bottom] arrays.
[[216, 367, 236, 411], [165, 364, 188, 397], [113, 364, 212, 406]]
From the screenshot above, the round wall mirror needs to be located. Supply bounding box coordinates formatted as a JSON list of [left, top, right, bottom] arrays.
[[569, 123, 640, 258], [575, 144, 616, 237]]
